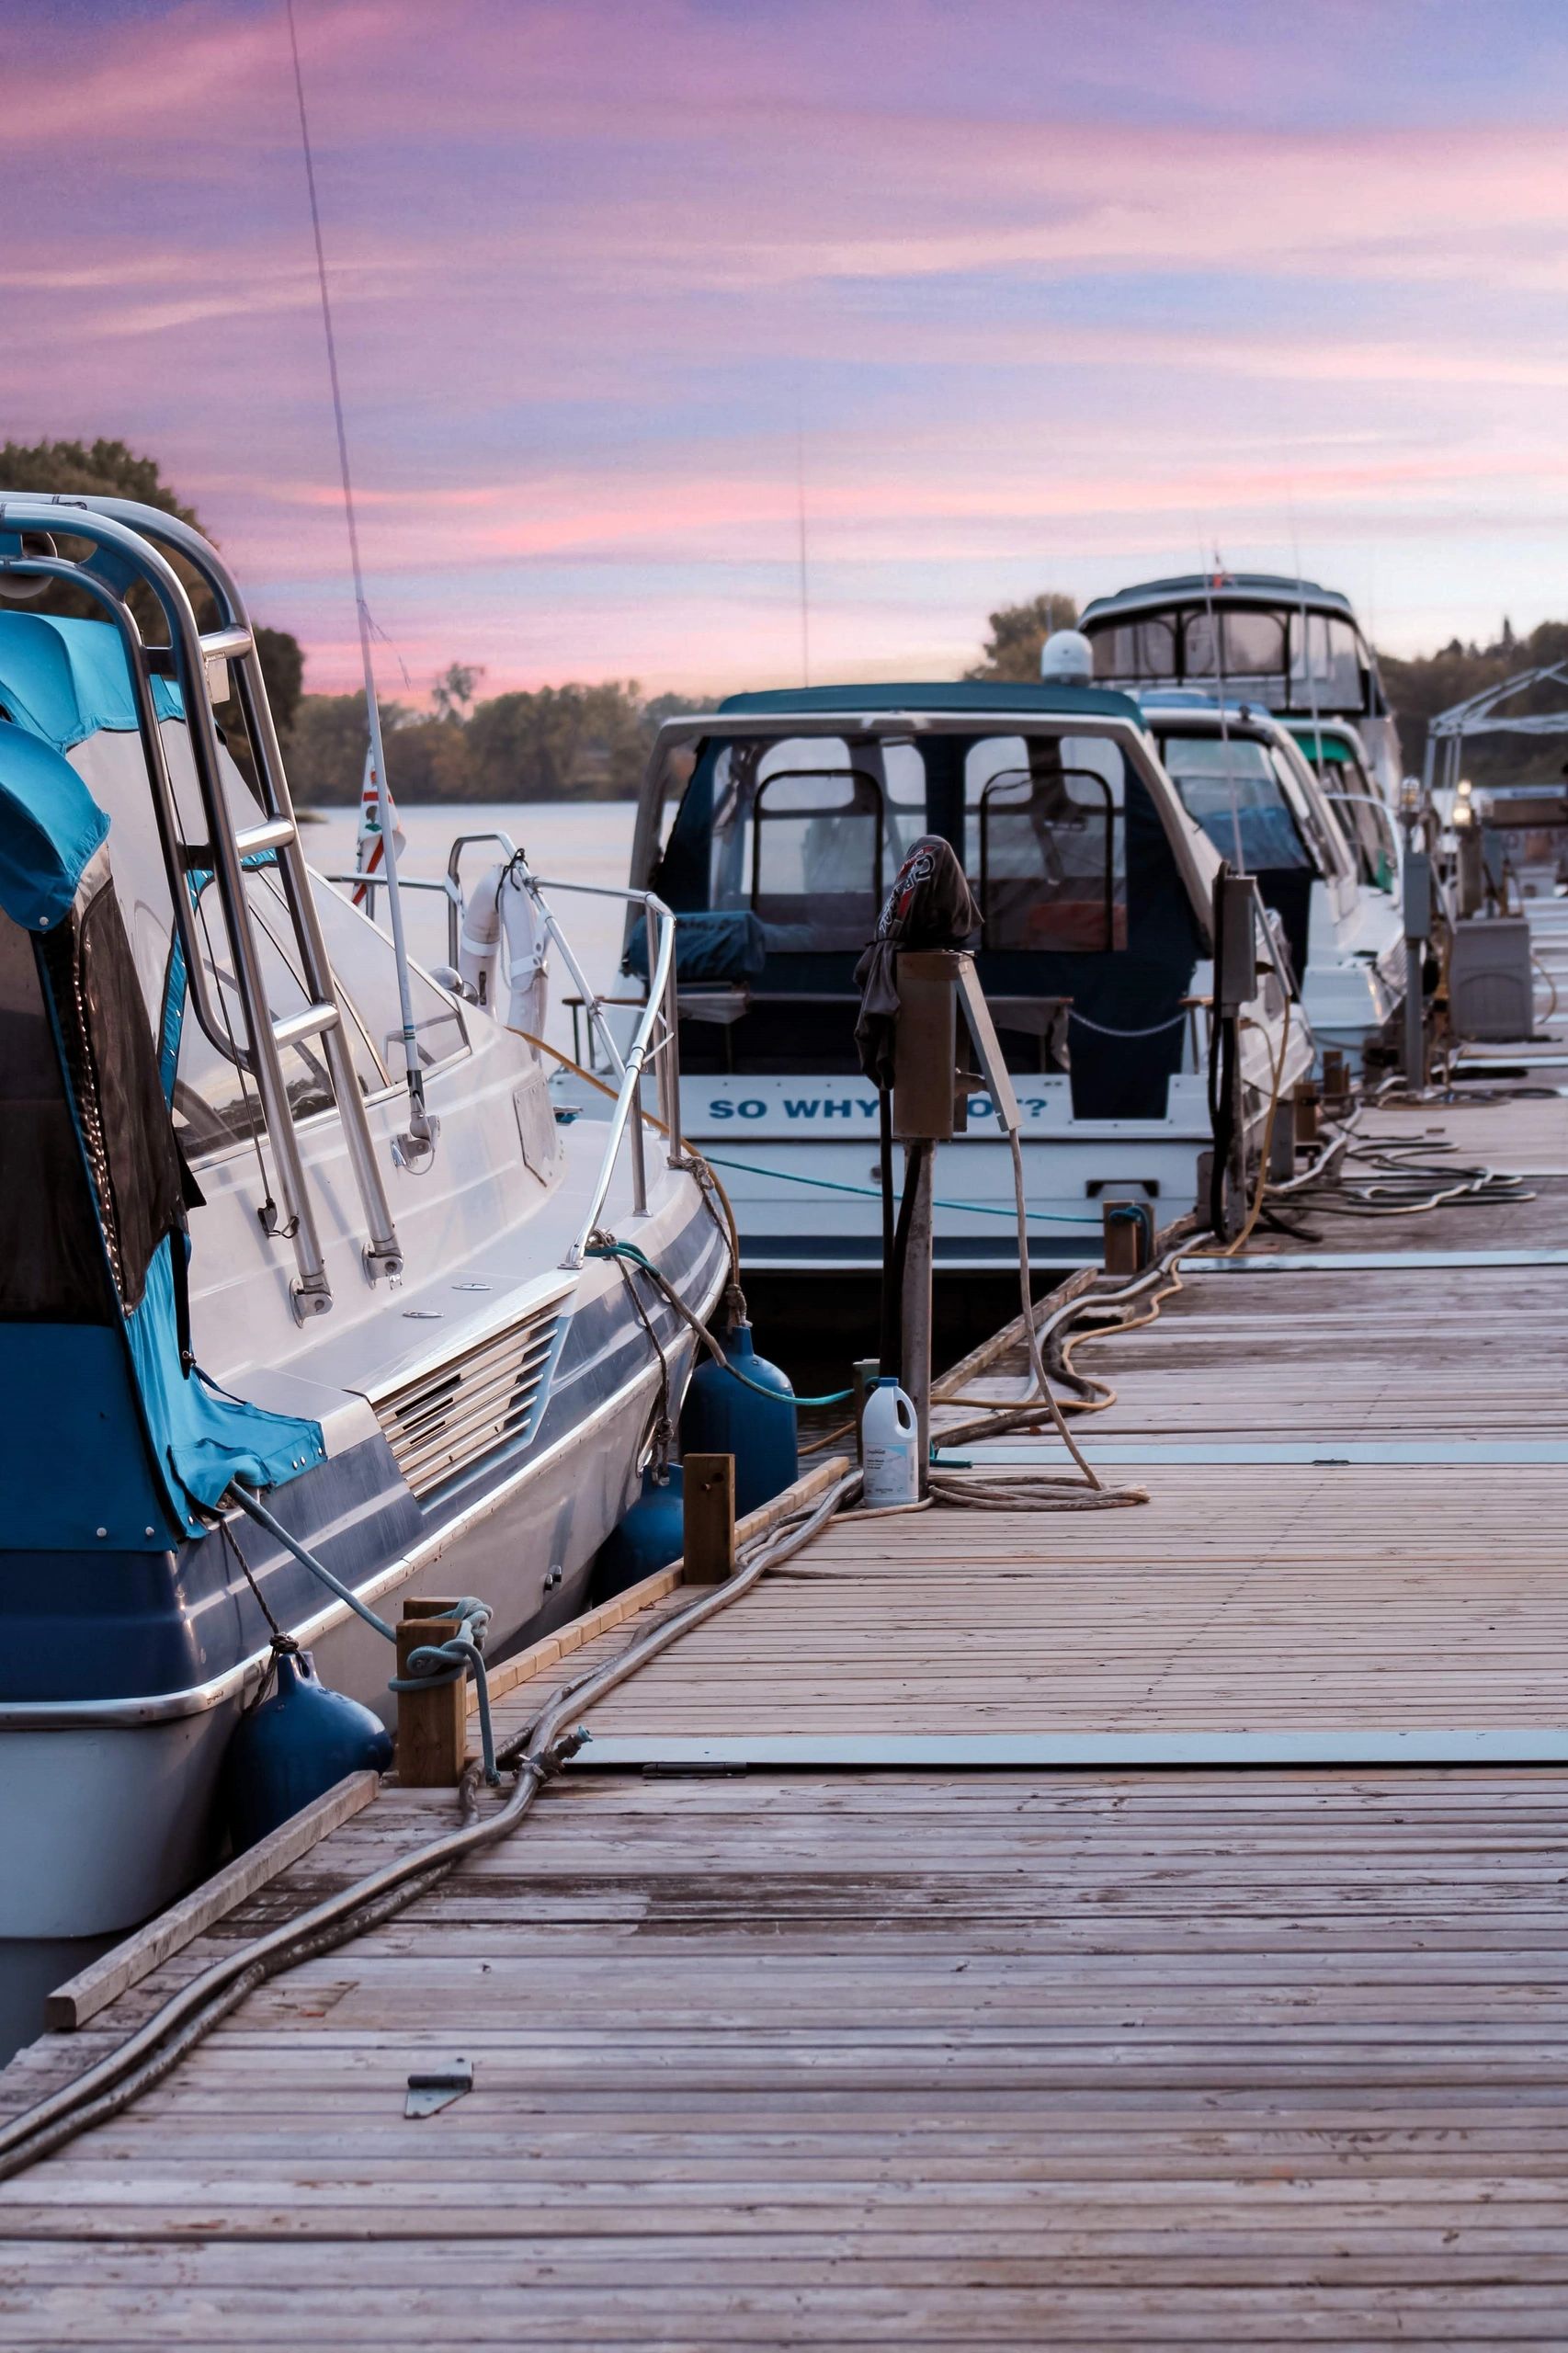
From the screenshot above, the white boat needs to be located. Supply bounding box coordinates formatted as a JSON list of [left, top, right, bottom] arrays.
[[582, 679, 1313, 1280], [1288, 717, 1403, 892], [1140, 694, 1406, 1072], [0, 496, 725, 2041], [1079, 573, 1404, 804]]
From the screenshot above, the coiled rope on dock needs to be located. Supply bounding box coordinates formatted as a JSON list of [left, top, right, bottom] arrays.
[[922, 1125, 1149, 1511]]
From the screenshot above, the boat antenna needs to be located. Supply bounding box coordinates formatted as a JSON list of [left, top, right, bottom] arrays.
[[1199, 542, 1244, 871], [1289, 506, 1325, 777], [795, 409, 811, 689], [285, 0, 434, 1168]]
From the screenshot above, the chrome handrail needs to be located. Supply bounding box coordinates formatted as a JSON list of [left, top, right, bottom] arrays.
[[513, 870, 681, 1264], [361, 839, 685, 1271], [328, 872, 460, 908], [0, 494, 403, 1308]]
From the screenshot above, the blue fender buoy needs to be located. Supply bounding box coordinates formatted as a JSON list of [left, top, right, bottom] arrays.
[[593, 1464, 685, 1601], [222, 1648, 392, 1852], [680, 1318, 798, 1517]]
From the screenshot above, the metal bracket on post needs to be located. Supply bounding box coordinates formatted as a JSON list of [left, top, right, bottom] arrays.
[[1210, 874, 1260, 1238], [1403, 850, 1433, 1093]]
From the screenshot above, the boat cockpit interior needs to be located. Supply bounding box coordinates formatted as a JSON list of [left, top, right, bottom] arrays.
[[637, 699, 1207, 1121]]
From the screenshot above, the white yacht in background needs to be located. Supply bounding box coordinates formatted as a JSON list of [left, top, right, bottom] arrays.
[[577, 678, 1312, 1280], [1140, 693, 1405, 1072], [0, 496, 724, 2034], [1079, 573, 1403, 803]]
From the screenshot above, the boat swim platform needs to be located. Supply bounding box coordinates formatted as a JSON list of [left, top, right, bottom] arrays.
[[5, 942, 1568, 2341]]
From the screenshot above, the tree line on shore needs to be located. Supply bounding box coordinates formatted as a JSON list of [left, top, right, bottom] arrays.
[[6, 440, 1563, 801]]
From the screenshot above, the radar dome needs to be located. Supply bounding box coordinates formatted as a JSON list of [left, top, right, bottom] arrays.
[[1040, 629, 1093, 686]]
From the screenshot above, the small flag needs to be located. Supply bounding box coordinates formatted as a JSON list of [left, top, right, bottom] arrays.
[[351, 743, 405, 907]]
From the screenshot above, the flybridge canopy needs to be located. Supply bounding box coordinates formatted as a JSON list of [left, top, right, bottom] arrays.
[[1080, 574, 1358, 625], [1077, 573, 1392, 756], [717, 680, 1144, 723]]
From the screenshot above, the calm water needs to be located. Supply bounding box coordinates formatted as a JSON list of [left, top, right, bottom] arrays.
[[302, 800, 640, 1051]]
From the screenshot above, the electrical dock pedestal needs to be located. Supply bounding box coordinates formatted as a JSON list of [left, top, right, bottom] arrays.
[[4, 899, 1568, 2347]]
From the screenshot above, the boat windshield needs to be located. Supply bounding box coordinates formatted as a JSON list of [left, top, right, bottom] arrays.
[[966, 735, 1128, 953], [701, 735, 929, 949], [1091, 603, 1370, 716], [650, 721, 1198, 1114], [675, 730, 1131, 956], [1301, 733, 1396, 889], [1156, 734, 1312, 872]]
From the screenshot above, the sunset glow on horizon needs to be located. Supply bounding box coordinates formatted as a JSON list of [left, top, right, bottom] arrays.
[[6, 0, 1568, 700]]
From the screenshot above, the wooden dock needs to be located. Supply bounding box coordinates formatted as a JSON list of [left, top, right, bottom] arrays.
[[4, 904, 1567, 2347]]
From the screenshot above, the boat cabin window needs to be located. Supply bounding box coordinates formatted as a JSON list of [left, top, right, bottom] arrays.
[[1156, 734, 1312, 873], [1290, 613, 1366, 710], [1089, 603, 1373, 717], [1184, 608, 1287, 684], [1090, 619, 1177, 680], [752, 769, 883, 949], [654, 721, 1198, 1116], [0, 908, 112, 1320], [698, 735, 927, 950], [969, 736, 1127, 953]]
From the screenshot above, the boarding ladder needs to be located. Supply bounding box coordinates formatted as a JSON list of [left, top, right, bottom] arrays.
[[0, 494, 402, 1316]]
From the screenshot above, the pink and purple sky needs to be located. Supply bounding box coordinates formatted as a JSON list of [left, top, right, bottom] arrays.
[[6, 0, 1568, 699]]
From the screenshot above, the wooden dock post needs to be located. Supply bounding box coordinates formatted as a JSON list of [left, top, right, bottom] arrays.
[[395, 1599, 468, 1787], [683, 1453, 735, 1584], [1102, 1199, 1152, 1277]]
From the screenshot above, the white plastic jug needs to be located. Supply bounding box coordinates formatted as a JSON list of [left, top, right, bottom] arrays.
[[861, 1377, 920, 1507]]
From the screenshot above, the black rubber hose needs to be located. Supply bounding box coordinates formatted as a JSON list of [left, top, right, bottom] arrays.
[[882, 1137, 930, 1378], [1210, 1012, 1238, 1238], [877, 1086, 896, 1370]]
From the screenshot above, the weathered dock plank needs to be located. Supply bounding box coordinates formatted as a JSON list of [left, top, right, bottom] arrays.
[[3, 1018, 1566, 2342]]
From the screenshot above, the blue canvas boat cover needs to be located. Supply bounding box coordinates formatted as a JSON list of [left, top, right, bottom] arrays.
[[0, 609, 183, 750], [0, 717, 109, 929], [0, 618, 323, 1549]]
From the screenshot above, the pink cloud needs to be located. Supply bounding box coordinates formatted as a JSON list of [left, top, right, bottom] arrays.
[[6, 0, 1568, 694]]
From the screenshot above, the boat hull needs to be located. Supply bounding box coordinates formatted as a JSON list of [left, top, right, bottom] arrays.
[[0, 1193, 724, 2054], [675, 1074, 1235, 1275]]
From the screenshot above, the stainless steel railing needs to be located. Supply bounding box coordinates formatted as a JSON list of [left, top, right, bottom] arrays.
[[0, 494, 403, 1313], [353, 832, 685, 1271]]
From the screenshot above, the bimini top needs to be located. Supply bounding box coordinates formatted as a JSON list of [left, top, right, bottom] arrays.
[[0, 609, 184, 752], [1080, 575, 1357, 627], [716, 679, 1144, 723]]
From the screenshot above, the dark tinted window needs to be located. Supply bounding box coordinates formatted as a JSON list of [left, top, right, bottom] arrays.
[[0, 910, 112, 1320], [1159, 734, 1312, 870], [1184, 608, 1288, 679], [1090, 619, 1177, 679]]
